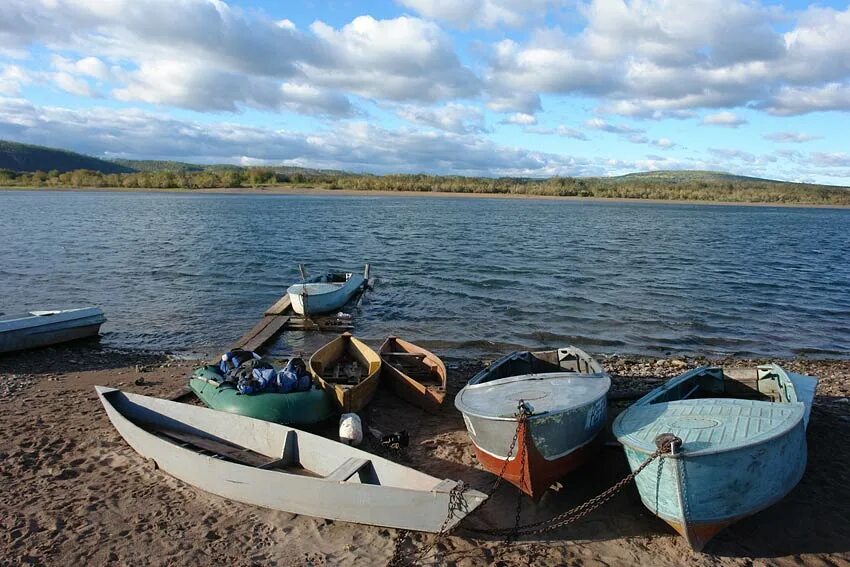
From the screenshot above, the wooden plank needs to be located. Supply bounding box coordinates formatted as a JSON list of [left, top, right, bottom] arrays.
[[243, 316, 290, 352], [233, 315, 276, 349], [325, 457, 370, 482], [265, 294, 292, 316], [153, 428, 270, 467]]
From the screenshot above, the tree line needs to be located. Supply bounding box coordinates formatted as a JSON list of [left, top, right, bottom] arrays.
[[1, 167, 849, 205]]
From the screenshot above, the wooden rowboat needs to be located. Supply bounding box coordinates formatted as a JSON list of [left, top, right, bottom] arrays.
[[309, 332, 381, 413], [456, 346, 610, 500], [0, 307, 106, 354], [613, 364, 818, 551], [379, 336, 447, 413], [96, 386, 486, 532]]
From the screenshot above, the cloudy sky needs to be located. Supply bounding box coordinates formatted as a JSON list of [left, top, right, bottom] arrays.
[[1, 0, 849, 183]]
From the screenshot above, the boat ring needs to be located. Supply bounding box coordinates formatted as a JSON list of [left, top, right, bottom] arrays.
[[668, 417, 721, 430], [508, 389, 549, 401]]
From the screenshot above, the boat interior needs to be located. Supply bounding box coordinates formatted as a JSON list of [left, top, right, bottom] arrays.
[[381, 340, 443, 387], [480, 348, 602, 383], [312, 340, 379, 388], [645, 366, 798, 405], [103, 389, 442, 489]]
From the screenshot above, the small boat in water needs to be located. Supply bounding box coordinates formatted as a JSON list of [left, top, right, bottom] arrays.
[[96, 386, 486, 532], [379, 336, 447, 413], [612, 364, 817, 551], [0, 307, 106, 354], [189, 365, 336, 426], [455, 347, 610, 499], [287, 266, 369, 316], [309, 333, 381, 413]]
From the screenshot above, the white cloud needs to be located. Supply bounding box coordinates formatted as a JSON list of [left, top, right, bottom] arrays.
[[499, 112, 536, 125], [763, 131, 820, 143], [396, 103, 485, 134], [652, 138, 676, 149], [765, 83, 850, 116], [53, 72, 95, 97], [0, 97, 602, 177], [701, 111, 747, 127], [585, 118, 643, 135], [396, 0, 561, 29], [305, 16, 479, 102], [555, 125, 587, 140], [0, 65, 32, 95], [482, 2, 850, 116]]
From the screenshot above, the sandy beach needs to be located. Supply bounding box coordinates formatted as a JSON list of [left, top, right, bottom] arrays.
[[1, 343, 849, 566], [3, 185, 849, 210]]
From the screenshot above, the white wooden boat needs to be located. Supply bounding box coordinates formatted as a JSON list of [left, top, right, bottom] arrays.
[[286, 266, 369, 316], [96, 386, 486, 532], [0, 307, 106, 354]]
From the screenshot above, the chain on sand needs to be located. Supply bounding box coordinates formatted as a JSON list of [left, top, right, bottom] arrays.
[[387, 409, 681, 565]]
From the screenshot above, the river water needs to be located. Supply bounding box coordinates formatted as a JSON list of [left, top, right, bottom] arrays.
[[2, 190, 849, 359]]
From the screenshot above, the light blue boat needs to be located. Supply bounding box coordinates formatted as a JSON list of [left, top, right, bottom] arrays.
[[613, 364, 817, 551], [286, 267, 368, 316]]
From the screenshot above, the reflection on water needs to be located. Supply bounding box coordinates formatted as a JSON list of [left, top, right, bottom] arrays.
[[2, 190, 849, 359]]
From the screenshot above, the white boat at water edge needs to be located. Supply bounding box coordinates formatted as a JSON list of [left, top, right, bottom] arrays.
[[286, 265, 369, 316], [0, 307, 106, 354]]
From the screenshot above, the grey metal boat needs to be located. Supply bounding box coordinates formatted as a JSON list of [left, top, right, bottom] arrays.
[[456, 347, 610, 499], [96, 386, 487, 532], [0, 307, 106, 354]]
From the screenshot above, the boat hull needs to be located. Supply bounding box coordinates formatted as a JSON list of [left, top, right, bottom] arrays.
[[288, 274, 365, 315], [621, 421, 807, 551], [189, 376, 336, 426], [0, 308, 105, 354], [96, 387, 487, 532], [460, 395, 607, 499]]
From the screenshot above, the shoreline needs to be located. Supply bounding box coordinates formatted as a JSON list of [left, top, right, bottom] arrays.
[[2, 343, 848, 565], [3, 184, 850, 209]]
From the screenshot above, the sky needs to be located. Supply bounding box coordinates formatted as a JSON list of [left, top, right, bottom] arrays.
[[1, 0, 849, 184]]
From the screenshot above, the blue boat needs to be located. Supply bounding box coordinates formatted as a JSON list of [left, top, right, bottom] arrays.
[[286, 266, 368, 316], [613, 364, 817, 551]]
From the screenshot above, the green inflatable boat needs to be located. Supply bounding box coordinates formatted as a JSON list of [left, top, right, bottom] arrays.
[[189, 366, 336, 426]]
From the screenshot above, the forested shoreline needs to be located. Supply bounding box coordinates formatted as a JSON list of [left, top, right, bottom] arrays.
[[2, 167, 849, 205]]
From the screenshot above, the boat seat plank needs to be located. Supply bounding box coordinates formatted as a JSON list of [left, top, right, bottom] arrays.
[[152, 428, 271, 468], [382, 352, 427, 358], [325, 457, 371, 482]]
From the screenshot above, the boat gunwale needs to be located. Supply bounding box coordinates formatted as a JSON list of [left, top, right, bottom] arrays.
[[378, 336, 447, 389], [613, 364, 809, 457], [467, 346, 604, 386], [455, 372, 611, 421]]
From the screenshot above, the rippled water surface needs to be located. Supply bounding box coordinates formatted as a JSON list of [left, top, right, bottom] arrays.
[[2, 190, 849, 359]]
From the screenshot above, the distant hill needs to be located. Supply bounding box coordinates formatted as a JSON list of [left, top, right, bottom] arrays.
[[0, 140, 133, 174], [608, 170, 783, 184]]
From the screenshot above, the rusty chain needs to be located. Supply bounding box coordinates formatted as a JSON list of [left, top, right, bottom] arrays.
[[388, 398, 683, 565]]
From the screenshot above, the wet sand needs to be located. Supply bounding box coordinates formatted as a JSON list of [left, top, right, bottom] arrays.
[[1, 344, 849, 566]]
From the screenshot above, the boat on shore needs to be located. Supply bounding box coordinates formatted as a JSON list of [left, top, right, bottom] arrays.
[[96, 386, 486, 532], [189, 365, 336, 426], [309, 333, 381, 413], [286, 266, 369, 316], [379, 336, 447, 413], [612, 364, 818, 551], [0, 307, 106, 354], [455, 347, 610, 499]]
